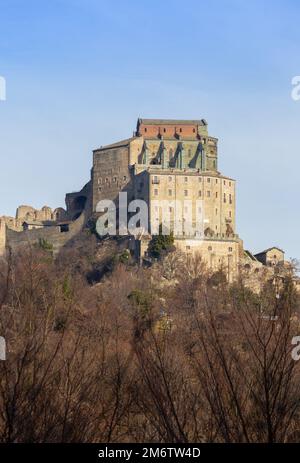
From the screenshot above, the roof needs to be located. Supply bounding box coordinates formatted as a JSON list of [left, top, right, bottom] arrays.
[[244, 250, 259, 261], [94, 137, 136, 152], [137, 118, 207, 126], [254, 247, 285, 256]]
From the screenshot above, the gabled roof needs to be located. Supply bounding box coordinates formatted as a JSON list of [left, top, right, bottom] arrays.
[[93, 137, 136, 152], [254, 247, 285, 256]]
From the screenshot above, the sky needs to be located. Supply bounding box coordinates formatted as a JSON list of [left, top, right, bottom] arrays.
[[0, 0, 300, 259]]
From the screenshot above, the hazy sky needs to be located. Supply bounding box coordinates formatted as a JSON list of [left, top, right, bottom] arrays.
[[0, 0, 300, 259]]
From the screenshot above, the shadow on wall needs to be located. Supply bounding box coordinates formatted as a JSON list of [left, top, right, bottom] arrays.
[[72, 196, 87, 220], [65, 181, 91, 221]]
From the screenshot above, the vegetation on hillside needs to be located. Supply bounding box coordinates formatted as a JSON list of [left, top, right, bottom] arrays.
[[0, 235, 300, 443], [148, 227, 175, 259]]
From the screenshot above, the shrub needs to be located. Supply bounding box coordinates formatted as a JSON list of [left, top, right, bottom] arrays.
[[148, 228, 174, 259]]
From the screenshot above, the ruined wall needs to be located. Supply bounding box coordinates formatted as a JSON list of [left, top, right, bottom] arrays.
[[0, 205, 69, 235], [16, 205, 67, 222], [4, 208, 86, 256]]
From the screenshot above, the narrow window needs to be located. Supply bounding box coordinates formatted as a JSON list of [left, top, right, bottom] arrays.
[[207, 191, 211, 197], [184, 190, 188, 197]]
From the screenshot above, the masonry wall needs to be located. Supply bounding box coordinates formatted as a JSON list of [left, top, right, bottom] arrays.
[[5, 209, 86, 256], [174, 238, 240, 282], [138, 235, 240, 282], [92, 145, 133, 212], [145, 170, 236, 238]]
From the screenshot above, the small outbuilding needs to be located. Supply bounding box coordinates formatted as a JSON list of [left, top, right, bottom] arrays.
[[254, 247, 285, 266]]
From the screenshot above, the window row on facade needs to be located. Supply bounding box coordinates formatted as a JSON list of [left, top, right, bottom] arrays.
[[153, 188, 233, 202], [152, 175, 232, 186]]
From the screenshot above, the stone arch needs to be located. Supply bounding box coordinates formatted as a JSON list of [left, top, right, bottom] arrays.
[[54, 207, 67, 221]]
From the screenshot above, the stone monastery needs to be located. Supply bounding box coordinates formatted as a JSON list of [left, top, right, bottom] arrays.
[[0, 118, 286, 281]]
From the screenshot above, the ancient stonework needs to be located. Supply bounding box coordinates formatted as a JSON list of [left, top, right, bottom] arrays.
[[0, 118, 286, 282]]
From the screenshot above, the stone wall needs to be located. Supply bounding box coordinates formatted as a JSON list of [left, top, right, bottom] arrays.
[[3, 207, 87, 257], [65, 181, 92, 220], [92, 144, 133, 212], [16, 205, 67, 223], [0, 205, 69, 235]]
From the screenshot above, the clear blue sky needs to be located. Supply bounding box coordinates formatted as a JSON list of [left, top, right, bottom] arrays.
[[0, 0, 300, 259]]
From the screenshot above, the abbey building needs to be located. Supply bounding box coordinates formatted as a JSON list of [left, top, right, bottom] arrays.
[[0, 118, 285, 282]]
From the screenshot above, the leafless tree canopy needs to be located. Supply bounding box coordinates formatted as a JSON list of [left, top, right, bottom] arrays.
[[0, 241, 299, 443]]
